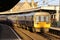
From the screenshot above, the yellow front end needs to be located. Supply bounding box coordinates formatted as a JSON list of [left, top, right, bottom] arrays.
[[34, 22, 51, 29]]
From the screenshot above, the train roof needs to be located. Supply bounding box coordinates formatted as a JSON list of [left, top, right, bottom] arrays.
[[34, 12, 50, 16], [8, 12, 50, 17]]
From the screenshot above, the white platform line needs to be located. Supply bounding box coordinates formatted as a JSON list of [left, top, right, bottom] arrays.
[[50, 27, 60, 31], [8, 26, 21, 40]]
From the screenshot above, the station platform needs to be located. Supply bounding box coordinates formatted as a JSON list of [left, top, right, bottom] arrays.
[[49, 27, 60, 36], [50, 27, 60, 31], [0, 24, 21, 40]]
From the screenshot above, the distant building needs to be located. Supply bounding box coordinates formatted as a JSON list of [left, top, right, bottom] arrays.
[[10, 0, 38, 12]]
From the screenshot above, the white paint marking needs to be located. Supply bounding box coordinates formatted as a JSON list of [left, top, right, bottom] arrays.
[[8, 26, 21, 40], [50, 27, 60, 31]]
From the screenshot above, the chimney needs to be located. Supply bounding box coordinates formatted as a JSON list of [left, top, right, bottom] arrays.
[[31, 0, 34, 8]]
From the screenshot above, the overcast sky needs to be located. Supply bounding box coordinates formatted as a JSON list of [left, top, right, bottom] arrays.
[[20, 0, 59, 7]]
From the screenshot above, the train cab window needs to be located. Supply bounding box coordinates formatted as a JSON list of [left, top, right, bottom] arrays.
[[40, 16, 44, 21], [36, 16, 49, 22], [36, 16, 44, 22]]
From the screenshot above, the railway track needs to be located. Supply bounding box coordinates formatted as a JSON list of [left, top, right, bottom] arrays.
[[14, 27, 33, 40], [46, 33, 60, 39], [37, 32, 60, 40], [14, 26, 60, 40], [14, 27, 47, 40], [21, 28, 60, 40], [18, 28, 33, 40]]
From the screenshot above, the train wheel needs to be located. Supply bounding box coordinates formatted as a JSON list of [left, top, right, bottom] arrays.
[[21, 25, 24, 29], [25, 26, 27, 30], [20, 24, 22, 28], [32, 28, 36, 33], [27, 27, 29, 30], [22, 25, 26, 29], [17, 24, 20, 28]]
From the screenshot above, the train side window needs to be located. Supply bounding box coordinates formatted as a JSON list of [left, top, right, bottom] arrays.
[[36, 16, 39, 22], [59, 15, 60, 21], [45, 16, 49, 22], [39, 16, 41, 22], [59, 11, 60, 13], [59, 11, 60, 21]]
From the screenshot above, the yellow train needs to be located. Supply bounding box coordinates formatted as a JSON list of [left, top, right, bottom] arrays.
[[15, 12, 51, 33]]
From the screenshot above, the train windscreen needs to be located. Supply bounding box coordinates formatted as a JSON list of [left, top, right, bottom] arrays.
[[36, 16, 49, 22]]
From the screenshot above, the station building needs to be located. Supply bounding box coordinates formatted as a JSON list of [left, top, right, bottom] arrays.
[[10, 0, 38, 12], [0, 0, 60, 27]]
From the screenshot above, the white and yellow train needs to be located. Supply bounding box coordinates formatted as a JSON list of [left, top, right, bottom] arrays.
[[10, 12, 51, 33], [16, 12, 51, 33]]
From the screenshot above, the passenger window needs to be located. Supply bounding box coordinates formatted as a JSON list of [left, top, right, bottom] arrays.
[[59, 15, 60, 21], [36, 16, 39, 22], [46, 16, 49, 22]]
